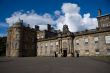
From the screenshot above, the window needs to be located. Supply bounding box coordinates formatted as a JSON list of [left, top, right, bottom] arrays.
[[45, 43, 48, 54], [50, 45, 53, 48], [50, 43, 53, 54], [41, 36, 43, 38], [40, 46, 42, 54], [56, 42, 58, 51], [37, 34, 39, 39], [45, 43, 47, 46], [94, 37, 98, 43], [45, 46, 47, 54], [16, 34, 20, 39], [95, 49, 100, 55], [107, 49, 110, 55], [85, 50, 89, 52], [12, 41, 18, 49], [95, 49, 99, 52], [84, 39, 88, 45], [13, 41, 18, 49], [76, 40, 79, 45], [56, 42, 58, 45], [50, 43, 53, 47], [105, 36, 110, 44], [106, 24, 109, 27]]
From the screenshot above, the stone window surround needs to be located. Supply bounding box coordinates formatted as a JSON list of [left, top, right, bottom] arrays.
[[94, 37, 98, 43], [105, 36, 110, 44], [76, 40, 79, 45]]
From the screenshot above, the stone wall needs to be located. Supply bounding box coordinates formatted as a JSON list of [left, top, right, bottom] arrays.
[[37, 39, 58, 56], [74, 31, 110, 56]]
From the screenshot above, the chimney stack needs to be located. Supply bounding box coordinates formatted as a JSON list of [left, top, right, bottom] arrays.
[[98, 9, 101, 16], [35, 25, 39, 31], [47, 24, 51, 32]]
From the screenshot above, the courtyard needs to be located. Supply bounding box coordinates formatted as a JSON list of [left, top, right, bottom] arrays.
[[0, 57, 110, 73]]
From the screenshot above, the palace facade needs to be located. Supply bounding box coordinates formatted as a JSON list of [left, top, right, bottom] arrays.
[[6, 10, 110, 57]]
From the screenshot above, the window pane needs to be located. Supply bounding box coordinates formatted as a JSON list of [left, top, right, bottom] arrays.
[[94, 37, 98, 41], [107, 49, 110, 55], [105, 36, 110, 43]]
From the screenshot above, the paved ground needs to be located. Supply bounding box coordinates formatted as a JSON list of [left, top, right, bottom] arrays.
[[0, 57, 110, 73]]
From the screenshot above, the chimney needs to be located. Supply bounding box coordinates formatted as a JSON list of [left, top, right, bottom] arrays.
[[98, 9, 101, 16], [47, 24, 51, 31], [35, 25, 39, 31]]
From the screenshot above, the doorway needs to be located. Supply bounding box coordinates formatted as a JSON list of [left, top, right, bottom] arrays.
[[63, 50, 67, 57]]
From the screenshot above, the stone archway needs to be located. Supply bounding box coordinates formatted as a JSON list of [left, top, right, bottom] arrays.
[[63, 49, 67, 57]]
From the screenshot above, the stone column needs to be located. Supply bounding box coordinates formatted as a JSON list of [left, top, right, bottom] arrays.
[[68, 38, 70, 54], [58, 40, 60, 53], [71, 38, 74, 56]]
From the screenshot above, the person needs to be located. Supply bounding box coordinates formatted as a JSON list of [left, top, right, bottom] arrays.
[[77, 52, 79, 57], [75, 50, 79, 57], [54, 52, 57, 57]]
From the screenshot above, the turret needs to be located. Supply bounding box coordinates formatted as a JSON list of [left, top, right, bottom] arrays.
[[47, 24, 51, 32], [98, 9, 101, 17], [35, 25, 39, 31]]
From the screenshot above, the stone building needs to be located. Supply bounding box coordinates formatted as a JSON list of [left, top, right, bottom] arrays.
[[6, 10, 110, 57], [37, 24, 74, 57], [74, 9, 110, 56], [6, 20, 37, 57]]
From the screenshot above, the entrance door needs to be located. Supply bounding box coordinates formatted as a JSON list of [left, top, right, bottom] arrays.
[[63, 50, 67, 57]]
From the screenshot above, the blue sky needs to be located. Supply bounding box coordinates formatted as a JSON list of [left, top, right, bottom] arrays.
[[0, 0, 110, 36]]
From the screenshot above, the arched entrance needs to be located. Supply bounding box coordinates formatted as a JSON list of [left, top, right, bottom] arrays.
[[63, 50, 67, 57], [62, 41, 68, 57]]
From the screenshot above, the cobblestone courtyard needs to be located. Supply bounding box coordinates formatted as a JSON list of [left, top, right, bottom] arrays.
[[0, 57, 110, 73]]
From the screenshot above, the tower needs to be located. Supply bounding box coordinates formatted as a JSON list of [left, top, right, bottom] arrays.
[[47, 24, 51, 32], [63, 24, 69, 34], [6, 21, 23, 56], [6, 20, 37, 57], [97, 9, 110, 28]]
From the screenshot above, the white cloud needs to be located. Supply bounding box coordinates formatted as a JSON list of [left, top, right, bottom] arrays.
[[54, 10, 61, 16], [82, 13, 98, 29], [6, 10, 55, 30], [6, 3, 98, 32], [62, 3, 80, 14], [56, 3, 98, 32]]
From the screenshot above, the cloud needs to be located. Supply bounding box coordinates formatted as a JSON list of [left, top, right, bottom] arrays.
[[6, 3, 98, 32], [62, 3, 80, 14], [54, 10, 61, 16], [56, 3, 98, 32], [6, 10, 55, 30], [82, 13, 98, 29]]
